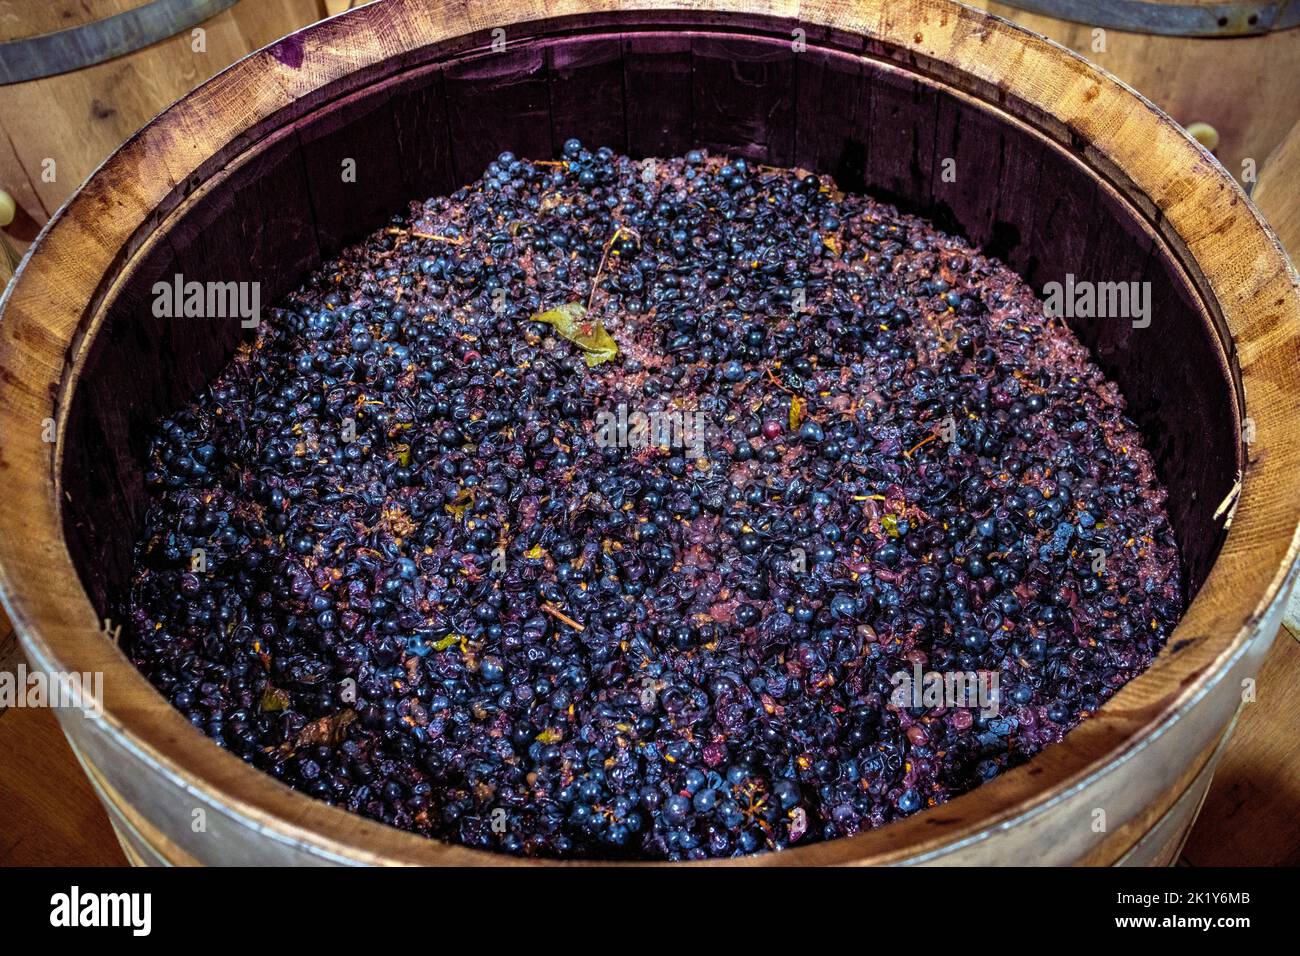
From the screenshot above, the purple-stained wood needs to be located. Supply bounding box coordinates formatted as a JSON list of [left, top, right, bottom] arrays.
[[547, 37, 627, 157], [297, 83, 405, 253], [863, 65, 941, 213], [931, 93, 1012, 243], [1134, 246, 1239, 594], [388, 65, 458, 212], [234, 131, 321, 310], [623, 33, 692, 159], [690, 34, 796, 166], [792, 47, 869, 190], [443, 44, 553, 185]]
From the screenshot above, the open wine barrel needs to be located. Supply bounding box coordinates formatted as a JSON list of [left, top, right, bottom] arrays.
[[1, 0, 1298, 865], [970, 1, 1300, 189]]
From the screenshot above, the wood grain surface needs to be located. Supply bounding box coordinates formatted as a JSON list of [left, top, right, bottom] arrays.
[[1254, 120, 1300, 269], [1177, 126, 1300, 867], [1255, 121, 1300, 639], [0, 0, 323, 246], [0, 613, 125, 865], [1181, 628, 1300, 866], [0, 707, 125, 866]]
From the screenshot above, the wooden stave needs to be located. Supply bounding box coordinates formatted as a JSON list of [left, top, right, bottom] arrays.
[[1256, 121, 1300, 640], [0, 0, 1297, 866], [1254, 121, 1300, 261]]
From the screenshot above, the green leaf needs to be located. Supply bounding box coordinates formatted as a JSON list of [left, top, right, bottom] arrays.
[[532, 302, 619, 367]]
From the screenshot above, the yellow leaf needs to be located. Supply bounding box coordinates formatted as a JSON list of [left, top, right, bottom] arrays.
[[532, 302, 619, 367], [260, 685, 291, 712], [789, 396, 806, 431], [445, 488, 476, 521], [432, 634, 462, 652]]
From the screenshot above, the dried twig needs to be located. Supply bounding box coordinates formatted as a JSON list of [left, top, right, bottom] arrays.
[[586, 224, 638, 314], [903, 433, 938, 459], [541, 602, 585, 632]]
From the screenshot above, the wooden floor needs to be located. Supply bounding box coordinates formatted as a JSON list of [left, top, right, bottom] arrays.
[[0, 616, 125, 865], [1, 608, 1296, 867], [1181, 626, 1300, 866]]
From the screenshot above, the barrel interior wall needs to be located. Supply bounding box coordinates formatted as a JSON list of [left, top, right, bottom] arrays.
[[60, 23, 1238, 632]]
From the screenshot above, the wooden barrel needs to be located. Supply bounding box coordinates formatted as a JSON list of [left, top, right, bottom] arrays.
[[970, 1, 1300, 189], [0, 0, 321, 247], [1255, 120, 1300, 257], [1, 0, 1298, 866], [1255, 120, 1300, 639], [1177, 122, 1300, 867]]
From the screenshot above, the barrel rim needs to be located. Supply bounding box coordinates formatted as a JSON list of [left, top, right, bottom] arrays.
[[2, 0, 1299, 866]]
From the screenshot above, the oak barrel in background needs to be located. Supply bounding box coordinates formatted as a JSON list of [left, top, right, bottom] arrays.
[[1254, 120, 1300, 254], [0, 0, 322, 251], [1175, 120, 1300, 867], [0, 0, 1299, 865], [971, 0, 1300, 189]]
